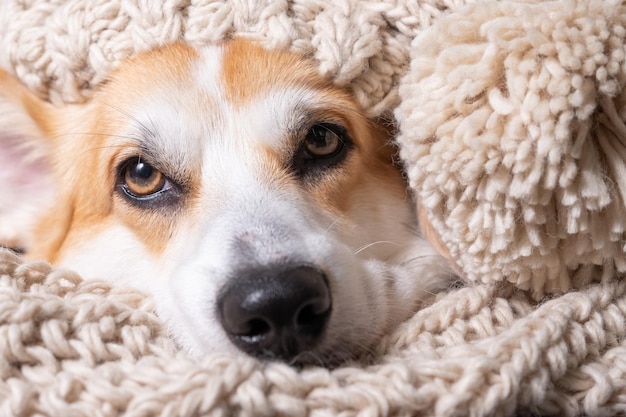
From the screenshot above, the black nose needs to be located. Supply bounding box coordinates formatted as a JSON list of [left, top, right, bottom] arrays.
[[217, 265, 332, 361]]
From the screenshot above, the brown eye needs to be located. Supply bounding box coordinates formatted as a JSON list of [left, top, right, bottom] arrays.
[[289, 123, 352, 178], [304, 124, 344, 158], [122, 159, 166, 197]]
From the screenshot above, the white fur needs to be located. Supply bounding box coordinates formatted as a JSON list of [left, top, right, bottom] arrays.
[[56, 223, 162, 291]]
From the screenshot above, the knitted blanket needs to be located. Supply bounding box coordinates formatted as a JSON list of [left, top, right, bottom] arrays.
[[1, 0, 625, 416]]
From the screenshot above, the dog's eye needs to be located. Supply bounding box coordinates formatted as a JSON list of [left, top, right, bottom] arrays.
[[290, 123, 352, 178], [120, 158, 169, 198], [303, 124, 345, 159], [124, 159, 166, 196], [117, 158, 181, 209]]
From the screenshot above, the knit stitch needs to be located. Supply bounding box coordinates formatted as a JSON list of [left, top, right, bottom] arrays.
[[1, 0, 626, 416]]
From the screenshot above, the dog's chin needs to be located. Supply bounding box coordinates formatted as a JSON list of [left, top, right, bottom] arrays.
[[163, 314, 382, 368]]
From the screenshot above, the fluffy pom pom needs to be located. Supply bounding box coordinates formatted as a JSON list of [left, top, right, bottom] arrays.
[[396, 0, 626, 297]]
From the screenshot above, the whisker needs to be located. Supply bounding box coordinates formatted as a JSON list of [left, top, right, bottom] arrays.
[[353, 240, 402, 255], [52, 132, 136, 141], [323, 217, 342, 235], [50, 132, 142, 160], [398, 253, 447, 267], [92, 98, 152, 134]]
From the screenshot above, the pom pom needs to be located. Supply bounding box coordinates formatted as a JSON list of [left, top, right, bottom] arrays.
[[396, 0, 626, 297]]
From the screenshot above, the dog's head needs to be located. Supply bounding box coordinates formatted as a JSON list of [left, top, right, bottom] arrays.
[[0, 40, 451, 365]]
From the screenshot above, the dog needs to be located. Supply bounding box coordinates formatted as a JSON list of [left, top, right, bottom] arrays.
[[0, 39, 453, 366]]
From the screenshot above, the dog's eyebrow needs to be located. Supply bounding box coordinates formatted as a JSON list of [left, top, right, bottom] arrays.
[[131, 121, 197, 184], [288, 106, 356, 140]]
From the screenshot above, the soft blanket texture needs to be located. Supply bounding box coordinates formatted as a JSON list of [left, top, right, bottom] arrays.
[[1, 0, 626, 416]]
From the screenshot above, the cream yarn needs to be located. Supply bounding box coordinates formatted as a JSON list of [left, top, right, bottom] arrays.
[[396, 0, 626, 297], [2, 251, 626, 416], [0, 0, 448, 117], [2, 0, 626, 416]]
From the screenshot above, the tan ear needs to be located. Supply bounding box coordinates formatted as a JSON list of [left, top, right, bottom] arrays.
[[0, 69, 57, 252], [416, 200, 460, 272]]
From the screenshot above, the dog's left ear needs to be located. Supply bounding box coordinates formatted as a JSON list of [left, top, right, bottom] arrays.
[[0, 69, 58, 252]]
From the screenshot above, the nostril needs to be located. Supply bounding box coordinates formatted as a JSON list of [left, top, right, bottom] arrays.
[[218, 291, 275, 342], [245, 318, 272, 339], [229, 316, 273, 344], [217, 265, 332, 360], [296, 300, 329, 331]]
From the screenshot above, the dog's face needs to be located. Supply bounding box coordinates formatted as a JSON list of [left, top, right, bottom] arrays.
[[0, 40, 451, 365]]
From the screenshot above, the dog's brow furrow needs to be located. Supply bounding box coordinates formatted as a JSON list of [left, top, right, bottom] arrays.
[[132, 123, 194, 183]]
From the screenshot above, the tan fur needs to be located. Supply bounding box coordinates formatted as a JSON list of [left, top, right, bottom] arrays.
[[221, 39, 326, 105], [221, 40, 406, 225], [417, 202, 452, 263], [7, 45, 202, 261]]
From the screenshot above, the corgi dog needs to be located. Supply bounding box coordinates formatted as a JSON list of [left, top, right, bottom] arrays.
[[0, 39, 453, 365]]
